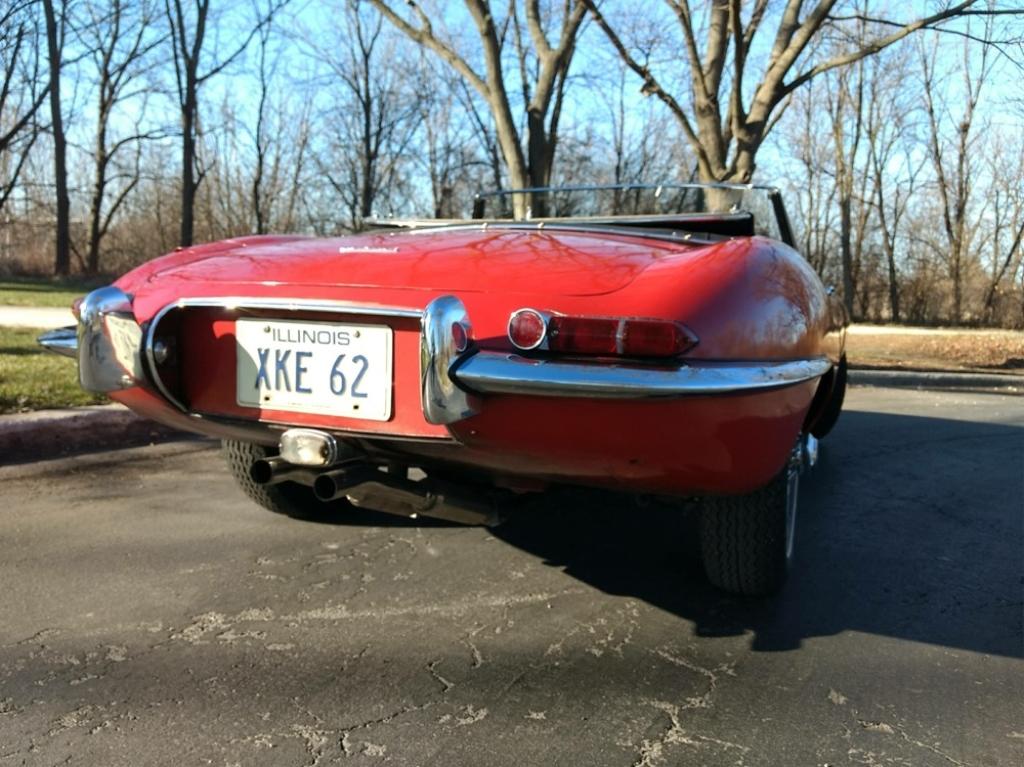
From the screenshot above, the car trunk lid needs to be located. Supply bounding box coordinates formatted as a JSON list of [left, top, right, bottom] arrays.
[[142, 227, 693, 298]]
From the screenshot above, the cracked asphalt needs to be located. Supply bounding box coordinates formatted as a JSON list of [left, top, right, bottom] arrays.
[[0, 386, 1021, 766]]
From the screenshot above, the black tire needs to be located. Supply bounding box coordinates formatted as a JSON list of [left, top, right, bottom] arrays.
[[699, 462, 799, 597], [221, 439, 346, 520], [811, 355, 846, 439]]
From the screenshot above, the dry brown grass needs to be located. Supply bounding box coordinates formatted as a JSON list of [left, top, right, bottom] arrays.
[[846, 325, 1024, 373]]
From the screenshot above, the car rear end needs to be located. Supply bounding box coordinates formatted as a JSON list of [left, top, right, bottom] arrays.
[[44, 228, 831, 494]]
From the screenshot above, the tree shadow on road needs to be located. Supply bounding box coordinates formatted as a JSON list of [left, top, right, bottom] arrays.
[[489, 408, 1023, 658]]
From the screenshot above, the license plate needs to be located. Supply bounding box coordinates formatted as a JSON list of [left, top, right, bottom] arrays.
[[236, 318, 393, 421]]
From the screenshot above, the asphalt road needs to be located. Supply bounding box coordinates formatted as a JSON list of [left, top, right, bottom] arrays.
[[1, 386, 1021, 766]]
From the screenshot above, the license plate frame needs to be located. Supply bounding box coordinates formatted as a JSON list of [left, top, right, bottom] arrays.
[[235, 318, 393, 421]]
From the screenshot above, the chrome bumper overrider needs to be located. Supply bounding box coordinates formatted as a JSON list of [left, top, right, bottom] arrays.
[[420, 296, 477, 424], [451, 352, 832, 398], [36, 286, 144, 393]]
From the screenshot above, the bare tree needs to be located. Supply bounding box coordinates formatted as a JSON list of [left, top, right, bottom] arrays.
[[247, 11, 309, 234], [583, 0, 1004, 188], [412, 56, 491, 218], [864, 51, 922, 323], [600, 69, 688, 196], [454, 75, 504, 195], [78, 0, 164, 274], [920, 26, 993, 323], [368, 0, 588, 217], [306, 1, 418, 230], [1, 1, 49, 217], [781, 78, 838, 278], [164, 0, 285, 247], [825, 52, 870, 317], [41, 0, 70, 276], [981, 136, 1024, 323]]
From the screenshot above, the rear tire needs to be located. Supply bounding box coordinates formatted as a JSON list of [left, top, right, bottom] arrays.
[[811, 355, 846, 439], [222, 439, 345, 520], [699, 461, 799, 597]]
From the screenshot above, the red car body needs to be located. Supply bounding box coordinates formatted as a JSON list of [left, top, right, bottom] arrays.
[[41, 185, 848, 595]]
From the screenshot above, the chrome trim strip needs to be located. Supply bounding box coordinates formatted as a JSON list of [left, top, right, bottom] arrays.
[[77, 286, 145, 393], [420, 295, 477, 424], [144, 296, 422, 414], [146, 296, 422, 319], [37, 326, 78, 358], [453, 352, 832, 398]]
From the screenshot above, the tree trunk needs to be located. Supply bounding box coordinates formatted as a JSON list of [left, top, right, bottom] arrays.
[[839, 193, 855, 317], [86, 135, 106, 274], [951, 248, 962, 323], [884, 242, 900, 322], [526, 110, 552, 216], [489, 96, 530, 217], [42, 0, 69, 277], [180, 87, 197, 247]]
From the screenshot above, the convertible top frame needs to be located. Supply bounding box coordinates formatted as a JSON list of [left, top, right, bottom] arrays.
[[468, 182, 797, 248]]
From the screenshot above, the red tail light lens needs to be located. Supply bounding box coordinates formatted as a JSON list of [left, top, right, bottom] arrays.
[[619, 318, 697, 357], [508, 308, 697, 359], [508, 309, 548, 350], [547, 316, 619, 355]]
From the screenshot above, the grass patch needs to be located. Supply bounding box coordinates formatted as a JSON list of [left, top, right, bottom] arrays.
[[847, 326, 1024, 373], [0, 327, 107, 413], [0, 276, 102, 308]]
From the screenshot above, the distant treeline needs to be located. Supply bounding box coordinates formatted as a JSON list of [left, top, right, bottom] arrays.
[[1, 1, 1022, 326]]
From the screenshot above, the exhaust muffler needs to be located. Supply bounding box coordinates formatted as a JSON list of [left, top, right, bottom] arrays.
[[314, 466, 501, 526]]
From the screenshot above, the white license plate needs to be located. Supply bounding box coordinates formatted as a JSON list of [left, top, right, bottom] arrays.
[[236, 318, 393, 421]]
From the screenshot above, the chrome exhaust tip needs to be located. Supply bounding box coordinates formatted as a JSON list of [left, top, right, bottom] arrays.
[[249, 456, 315, 486]]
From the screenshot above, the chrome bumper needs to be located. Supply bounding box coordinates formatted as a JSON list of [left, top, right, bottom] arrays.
[[451, 352, 831, 398], [38, 288, 831, 419]]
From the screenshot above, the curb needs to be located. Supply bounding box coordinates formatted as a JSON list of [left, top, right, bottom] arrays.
[[849, 368, 1024, 393], [0, 404, 192, 466]]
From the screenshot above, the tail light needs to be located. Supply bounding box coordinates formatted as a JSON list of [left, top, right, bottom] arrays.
[[507, 308, 548, 350], [71, 296, 84, 320], [508, 308, 697, 359]]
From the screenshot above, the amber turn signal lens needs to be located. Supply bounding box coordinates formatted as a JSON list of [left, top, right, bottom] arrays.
[[508, 309, 548, 350]]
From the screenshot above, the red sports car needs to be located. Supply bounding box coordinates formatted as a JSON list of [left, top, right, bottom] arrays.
[[40, 183, 847, 596]]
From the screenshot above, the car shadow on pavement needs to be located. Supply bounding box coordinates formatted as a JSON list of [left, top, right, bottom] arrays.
[[489, 408, 1023, 658]]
